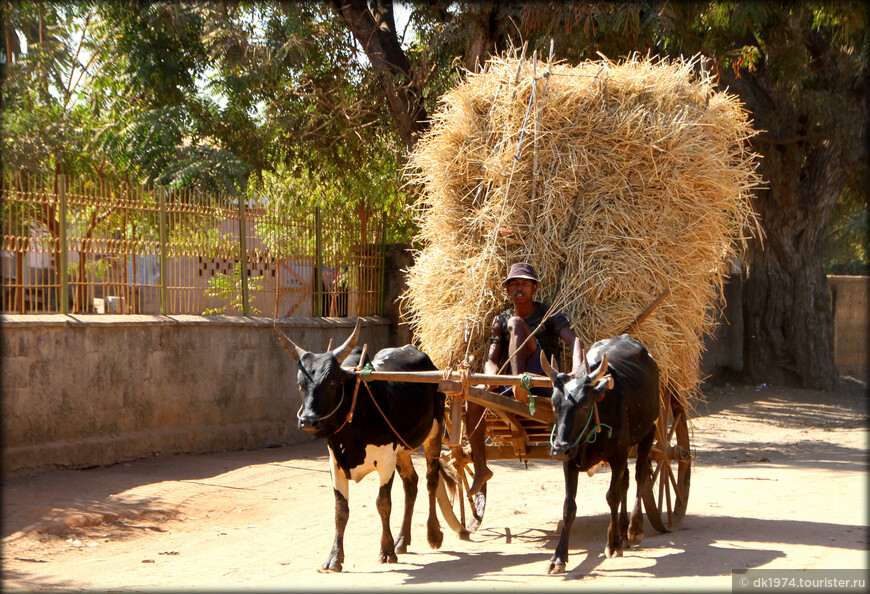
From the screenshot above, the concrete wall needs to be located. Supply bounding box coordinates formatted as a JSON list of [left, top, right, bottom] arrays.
[[829, 275, 869, 380], [2, 272, 865, 477], [1, 315, 390, 477]]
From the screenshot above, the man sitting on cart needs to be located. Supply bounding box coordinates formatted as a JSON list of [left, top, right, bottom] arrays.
[[468, 262, 584, 496]]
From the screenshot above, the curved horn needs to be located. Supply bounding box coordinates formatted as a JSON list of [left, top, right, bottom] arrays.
[[592, 353, 609, 382], [274, 324, 308, 363], [582, 342, 590, 375], [332, 319, 361, 362], [540, 350, 559, 382]]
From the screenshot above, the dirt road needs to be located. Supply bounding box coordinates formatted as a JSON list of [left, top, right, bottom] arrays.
[[2, 378, 867, 592]]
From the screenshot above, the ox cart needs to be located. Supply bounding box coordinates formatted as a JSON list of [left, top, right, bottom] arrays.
[[343, 301, 692, 542]]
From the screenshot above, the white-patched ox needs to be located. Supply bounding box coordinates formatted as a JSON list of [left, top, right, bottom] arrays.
[[275, 322, 446, 572]]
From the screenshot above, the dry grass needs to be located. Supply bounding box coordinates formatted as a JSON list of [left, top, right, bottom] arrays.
[[402, 52, 762, 405]]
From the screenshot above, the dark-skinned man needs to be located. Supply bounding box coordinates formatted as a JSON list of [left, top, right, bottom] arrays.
[[467, 263, 584, 496]]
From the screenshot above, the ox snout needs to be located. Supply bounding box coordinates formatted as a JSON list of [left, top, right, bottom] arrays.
[[298, 414, 325, 434], [550, 440, 574, 461]]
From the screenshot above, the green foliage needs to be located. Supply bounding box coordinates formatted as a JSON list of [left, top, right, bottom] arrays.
[[824, 181, 870, 274], [98, 1, 208, 108], [203, 262, 262, 315], [4, 0, 865, 261]]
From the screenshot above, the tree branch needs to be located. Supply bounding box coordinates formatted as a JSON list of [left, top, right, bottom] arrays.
[[329, 0, 427, 149]]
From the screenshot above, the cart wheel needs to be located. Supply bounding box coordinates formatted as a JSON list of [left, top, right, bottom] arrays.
[[436, 411, 486, 538], [642, 391, 691, 532]]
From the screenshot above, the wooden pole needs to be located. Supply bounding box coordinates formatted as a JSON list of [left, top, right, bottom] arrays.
[[621, 287, 671, 334], [158, 186, 168, 315], [58, 174, 68, 314], [342, 368, 553, 388], [238, 195, 249, 316], [314, 206, 322, 317]]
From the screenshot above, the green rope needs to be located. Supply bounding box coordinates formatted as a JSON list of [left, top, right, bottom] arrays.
[[549, 406, 614, 450], [585, 422, 613, 444], [520, 373, 536, 414], [358, 362, 374, 382]]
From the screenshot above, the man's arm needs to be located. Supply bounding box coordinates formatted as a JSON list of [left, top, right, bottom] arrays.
[[483, 317, 504, 385]]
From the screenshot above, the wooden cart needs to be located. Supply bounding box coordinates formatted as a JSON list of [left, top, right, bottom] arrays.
[[346, 366, 691, 539]]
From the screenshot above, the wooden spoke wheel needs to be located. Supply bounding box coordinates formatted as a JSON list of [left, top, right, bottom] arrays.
[[642, 391, 691, 532], [436, 406, 486, 539]]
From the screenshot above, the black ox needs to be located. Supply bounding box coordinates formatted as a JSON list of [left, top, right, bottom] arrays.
[[541, 333, 660, 573], [275, 322, 447, 572]]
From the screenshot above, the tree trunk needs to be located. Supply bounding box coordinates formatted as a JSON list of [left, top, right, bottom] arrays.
[[742, 182, 839, 390], [464, 3, 501, 73], [721, 69, 842, 390], [330, 0, 428, 150]]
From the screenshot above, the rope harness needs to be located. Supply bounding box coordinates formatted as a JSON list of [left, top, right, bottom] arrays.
[[549, 402, 613, 450], [357, 350, 421, 453], [520, 373, 536, 414], [296, 384, 346, 426]]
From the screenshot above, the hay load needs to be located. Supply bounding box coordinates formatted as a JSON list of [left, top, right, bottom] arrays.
[[403, 52, 762, 404]]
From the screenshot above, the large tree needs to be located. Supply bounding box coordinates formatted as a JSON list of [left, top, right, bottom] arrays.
[[337, 1, 867, 390], [692, 4, 866, 389]]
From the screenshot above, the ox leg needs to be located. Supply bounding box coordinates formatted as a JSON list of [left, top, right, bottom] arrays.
[[376, 474, 399, 563], [321, 449, 350, 573], [605, 458, 628, 558], [548, 461, 580, 574], [422, 418, 444, 549], [629, 426, 655, 546], [618, 466, 630, 543], [394, 449, 418, 554]]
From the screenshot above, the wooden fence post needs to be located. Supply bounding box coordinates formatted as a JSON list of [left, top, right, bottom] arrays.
[[315, 206, 323, 317], [238, 196, 249, 316], [379, 210, 387, 317], [58, 174, 69, 315], [158, 186, 168, 315]]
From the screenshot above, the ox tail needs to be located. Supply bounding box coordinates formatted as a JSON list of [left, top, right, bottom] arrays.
[[435, 458, 471, 540]]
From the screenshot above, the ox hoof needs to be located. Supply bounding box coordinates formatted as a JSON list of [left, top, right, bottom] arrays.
[[605, 546, 623, 559], [394, 536, 408, 554], [318, 560, 342, 573], [627, 530, 644, 547], [427, 527, 444, 550], [379, 551, 398, 564], [547, 560, 567, 574]]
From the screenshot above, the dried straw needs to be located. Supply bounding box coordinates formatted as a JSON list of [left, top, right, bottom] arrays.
[[402, 52, 762, 405]]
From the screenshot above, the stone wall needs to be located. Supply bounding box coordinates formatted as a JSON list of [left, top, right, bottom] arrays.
[[1, 315, 389, 476], [702, 274, 869, 382], [828, 275, 869, 380]]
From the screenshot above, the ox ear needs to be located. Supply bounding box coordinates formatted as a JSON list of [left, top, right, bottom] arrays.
[[332, 319, 361, 362], [540, 349, 559, 382], [274, 324, 308, 364], [594, 374, 614, 396]]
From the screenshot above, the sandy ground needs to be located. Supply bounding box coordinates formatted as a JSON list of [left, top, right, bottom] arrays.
[[2, 377, 867, 592]]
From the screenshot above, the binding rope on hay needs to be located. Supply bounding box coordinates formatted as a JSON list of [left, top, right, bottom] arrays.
[[402, 51, 763, 406]]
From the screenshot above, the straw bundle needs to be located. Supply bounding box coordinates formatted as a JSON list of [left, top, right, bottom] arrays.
[[402, 52, 762, 404]]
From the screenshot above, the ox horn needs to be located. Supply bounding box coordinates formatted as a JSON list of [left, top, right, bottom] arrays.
[[573, 336, 591, 375], [540, 350, 560, 382], [592, 353, 609, 382], [274, 324, 308, 363], [332, 319, 361, 362]]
